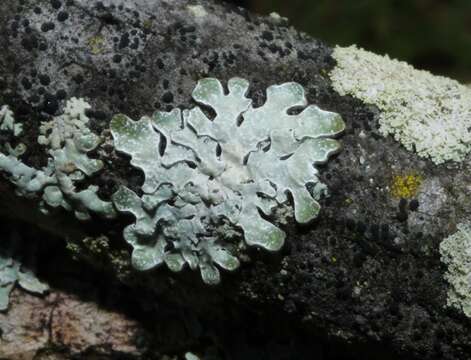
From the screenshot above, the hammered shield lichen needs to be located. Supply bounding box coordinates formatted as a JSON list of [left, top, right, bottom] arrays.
[[111, 77, 345, 284]]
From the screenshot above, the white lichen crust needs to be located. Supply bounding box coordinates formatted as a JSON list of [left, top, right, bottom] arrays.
[[330, 45, 471, 164], [111, 77, 344, 284], [440, 223, 471, 318], [0, 98, 116, 220]]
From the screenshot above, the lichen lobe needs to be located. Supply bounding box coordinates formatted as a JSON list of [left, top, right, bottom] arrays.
[[111, 77, 345, 284]]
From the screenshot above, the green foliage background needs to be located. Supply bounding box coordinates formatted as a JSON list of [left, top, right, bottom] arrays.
[[251, 0, 471, 82]]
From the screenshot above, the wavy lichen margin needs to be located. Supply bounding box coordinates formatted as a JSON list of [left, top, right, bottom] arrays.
[[111, 77, 345, 284]]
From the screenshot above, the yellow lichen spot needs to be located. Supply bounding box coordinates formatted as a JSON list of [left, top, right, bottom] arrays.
[[390, 173, 423, 199], [143, 19, 153, 30], [87, 35, 105, 55]]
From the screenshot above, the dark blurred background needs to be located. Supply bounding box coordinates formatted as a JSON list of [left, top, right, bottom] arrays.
[[224, 0, 471, 82]]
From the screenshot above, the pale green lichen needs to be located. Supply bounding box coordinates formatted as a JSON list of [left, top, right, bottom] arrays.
[[0, 105, 26, 156], [440, 223, 471, 318], [269, 12, 288, 24], [1, 230, 49, 311], [184, 353, 200, 360], [330, 45, 471, 164], [0, 105, 22, 136], [111, 77, 344, 284], [0, 246, 48, 311], [0, 98, 116, 220]]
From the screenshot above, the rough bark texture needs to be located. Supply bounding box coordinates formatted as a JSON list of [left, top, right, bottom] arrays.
[[1, 0, 471, 359]]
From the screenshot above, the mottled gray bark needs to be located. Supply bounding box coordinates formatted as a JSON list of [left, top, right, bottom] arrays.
[[1, 1, 470, 359]]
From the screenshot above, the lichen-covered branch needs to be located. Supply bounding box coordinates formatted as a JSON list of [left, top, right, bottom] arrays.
[[1, 1, 471, 359]]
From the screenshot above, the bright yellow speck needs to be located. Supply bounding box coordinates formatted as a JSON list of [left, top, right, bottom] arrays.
[[390, 173, 422, 199]]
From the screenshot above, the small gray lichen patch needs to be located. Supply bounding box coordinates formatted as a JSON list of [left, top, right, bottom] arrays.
[[187, 5, 207, 18], [440, 223, 471, 318], [330, 45, 471, 165], [0, 98, 116, 220], [111, 77, 344, 284]]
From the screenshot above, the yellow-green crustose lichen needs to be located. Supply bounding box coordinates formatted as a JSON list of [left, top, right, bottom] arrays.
[[440, 223, 471, 318], [330, 45, 471, 164], [111, 77, 345, 284], [390, 173, 422, 199], [87, 35, 105, 55]]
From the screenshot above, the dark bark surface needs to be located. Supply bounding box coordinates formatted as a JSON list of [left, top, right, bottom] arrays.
[[1, 1, 471, 359]]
